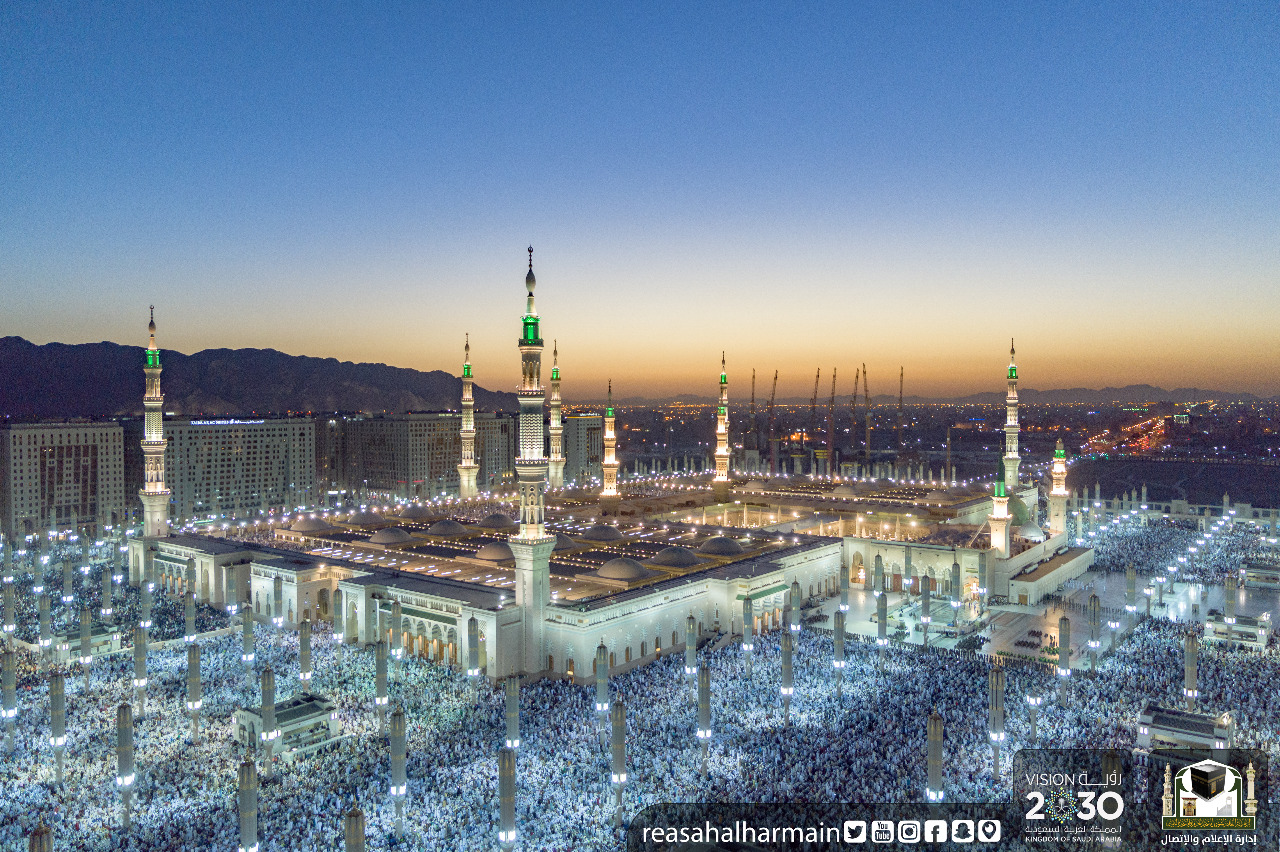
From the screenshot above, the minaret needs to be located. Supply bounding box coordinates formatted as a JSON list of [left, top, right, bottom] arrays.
[[989, 461, 1011, 558], [1003, 340, 1021, 488], [601, 381, 619, 499], [1048, 438, 1069, 535], [139, 307, 170, 539], [457, 335, 479, 498], [547, 342, 565, 489], [508, 248, 555, 676], [713, 353, 730, 498]]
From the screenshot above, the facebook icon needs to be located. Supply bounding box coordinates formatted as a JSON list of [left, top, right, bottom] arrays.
[[924, 820, 948, 843]]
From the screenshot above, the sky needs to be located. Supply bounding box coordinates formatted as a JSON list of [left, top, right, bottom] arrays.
[[2, 2, 1278, 399]]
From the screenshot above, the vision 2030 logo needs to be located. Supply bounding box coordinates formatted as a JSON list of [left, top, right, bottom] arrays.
[[1160, 759, 1259, 831]]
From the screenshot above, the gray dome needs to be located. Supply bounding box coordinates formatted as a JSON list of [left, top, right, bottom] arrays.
[[699, 536, 744, 556], [291, 516, 334, 533], [596, 557, 648, 581], [553, 533, 577, 551], [765, 477, 791, 489], [475, 542, 514, 561], [347, 510, 385, 525], [1016, 521, 1046, 542], [427, 519, 468, 537], [580, 524, 624, 542], [479, 513, 517, 530], [831, 484, 857, 497], [369, 527, 414, 545], [649, 546, 701, 568], [397, 504, 432, 520]]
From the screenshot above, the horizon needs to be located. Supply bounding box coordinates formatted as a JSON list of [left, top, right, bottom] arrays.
[[3, 4, 1278, 397]]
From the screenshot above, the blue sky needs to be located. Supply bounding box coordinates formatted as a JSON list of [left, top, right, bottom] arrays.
[[2, 2, 1277, 397]]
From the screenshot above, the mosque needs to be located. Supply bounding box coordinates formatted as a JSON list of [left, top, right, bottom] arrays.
[[128, 252, 1093, 683]]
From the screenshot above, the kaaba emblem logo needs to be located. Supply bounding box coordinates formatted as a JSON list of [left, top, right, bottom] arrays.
[[1161, 758, 1258, 831]]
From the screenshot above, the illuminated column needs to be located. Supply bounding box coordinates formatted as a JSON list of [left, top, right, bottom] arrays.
[[873, 554, 884, 596], [237, 757, 259, 852], [1025, 685, 1042, 744], [139, 307, 170, 541], [390, 706, 407, 835], [260, 666, 277, 779], [696, 666, 711, 776], [1225, 573, 1237, 628], [1, 650, 14, 750], [789, 579, 802, 634], [299, 618, 312, 686], [595, 640, 610, 723], [466, 616, 480, 700], [780, 629, 793, 727], [1057, 616, 1071, 700], [390, 600, 403, 683], [839, 557, 850, 612], [833, 609, 846, 698], [38, 593, 52, 661], [989, 464, 1011, 559], [926, 708, 944, 801], [375, 640, 388, 732], [505, 676, 521, 748], [949, 559, 962, 625], [713, 353, 731, 498], [741, 597, 754, 676], [50, 672, 65, 784], [876, 588, 888, 664], [187, 644, 202, 744], [547, 342, 565, 489], [498, 746, 517, 851], [601, 381, 619, 499], [139, 552, 153, 630], [4, 576, 18, 644], [241, 591, 254, 685], [116, 703, 134, 829], [184, 559, 196, 642], [132, 627, 147, 719], [272, 576, 283, 631], [1087, 594, 1101, 671], [1184, 629, 1199, 711], [79, 607, 92, 692], [1125, 563, 1137, 630], [988, 666, 1005, 782], [344, 808, 366, 852], [457, 335, 480, 498], [611, 700, 627, 826], [1049, 439, 1069, 535], [921, 574, 933, 647], [684, 615, 697, 692], [904, 545, 915, 595], [1003, 340, 1020, 487], [61, 558, 74, 605]]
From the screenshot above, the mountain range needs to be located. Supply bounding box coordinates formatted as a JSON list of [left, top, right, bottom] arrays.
[[0, 337, 517, 419], [0, 337, 1270, 419]]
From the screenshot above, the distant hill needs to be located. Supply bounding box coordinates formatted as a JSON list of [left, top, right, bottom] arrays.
[[0, 337, 517, 419]]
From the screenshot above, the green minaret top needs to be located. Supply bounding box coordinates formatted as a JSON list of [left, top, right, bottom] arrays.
[[606, 379, 613, 417], [462, 333, 472, 379], [1007, 338, 1017, 380], [993, 459, 1006, 498], [550, 341, 559, 381], [521, 246, 541, 344], [145, 305, 161, 368], [1054, 438, 1066, 459]]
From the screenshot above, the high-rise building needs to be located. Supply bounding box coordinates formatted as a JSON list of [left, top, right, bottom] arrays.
[[317, 412, 514, 500], [0, 422, 127, 542], [563, 413, 603, 487], [125, 417, 316, 522]]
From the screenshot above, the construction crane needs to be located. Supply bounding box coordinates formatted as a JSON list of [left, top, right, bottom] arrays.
[[827, 369, 839, 476], [863, 363, 872, 467], [850, 367, 861, 474], [767, 370, 779, 476], [805, 368, 821, 474]]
